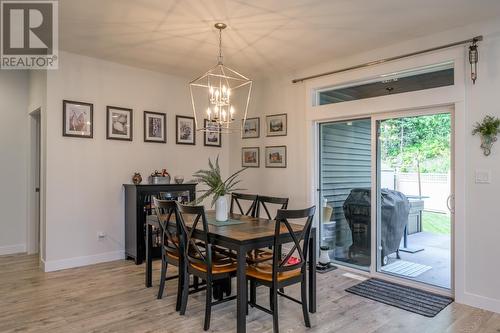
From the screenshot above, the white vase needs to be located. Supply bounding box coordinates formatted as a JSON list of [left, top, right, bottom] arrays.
[[215, 196, 228, 221]]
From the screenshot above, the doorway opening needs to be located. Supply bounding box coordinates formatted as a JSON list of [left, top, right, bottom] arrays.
[[27, 109, 41, 256], [376, 111, 452, 289]]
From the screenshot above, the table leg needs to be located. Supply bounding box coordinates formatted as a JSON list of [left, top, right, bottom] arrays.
[[236, 247, 247, 333], [308, 230, 317, 313], [145, 223, 153, 288]]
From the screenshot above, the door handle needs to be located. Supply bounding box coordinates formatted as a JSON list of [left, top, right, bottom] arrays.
[[446, 194, 455, 214], [35, 188, 40, 193]]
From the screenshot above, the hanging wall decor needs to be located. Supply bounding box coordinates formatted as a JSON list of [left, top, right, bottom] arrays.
[[472, 115, 500, 156]]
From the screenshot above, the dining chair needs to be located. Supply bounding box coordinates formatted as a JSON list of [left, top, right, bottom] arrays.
[[153, 198, 183, 310], [248, 195, 290, 264], [246, 206, 316, 333], [176, 202, 237, 331], [255, 195, 289, 220], [230, 192, 258, 217]]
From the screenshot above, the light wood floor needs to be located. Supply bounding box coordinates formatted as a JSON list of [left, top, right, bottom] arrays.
[[1, 254, 499, 333]]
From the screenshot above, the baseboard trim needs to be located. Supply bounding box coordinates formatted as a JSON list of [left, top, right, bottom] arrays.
[[458, 291, 500, 314], [0, 244, 26, 256], [43, 250, 125, 272]]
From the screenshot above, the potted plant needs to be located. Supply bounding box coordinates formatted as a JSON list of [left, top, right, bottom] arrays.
[[472, 115, 500, 156], [193, 156, 246, 221]]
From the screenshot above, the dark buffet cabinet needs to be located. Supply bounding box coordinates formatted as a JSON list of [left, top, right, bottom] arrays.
[[124, 183, 196, 264]]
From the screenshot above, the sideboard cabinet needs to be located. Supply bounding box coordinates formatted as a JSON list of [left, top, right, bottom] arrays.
[[123, 183, 196, 264]]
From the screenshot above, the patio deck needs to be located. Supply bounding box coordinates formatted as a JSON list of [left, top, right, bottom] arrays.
[[387, 231, 451, 289]]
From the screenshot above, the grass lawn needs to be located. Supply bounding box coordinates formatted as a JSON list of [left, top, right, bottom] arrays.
[[422, 211, 451, 234]]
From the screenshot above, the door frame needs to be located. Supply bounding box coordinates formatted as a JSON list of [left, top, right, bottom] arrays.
[[27, 108, 41, 255], [306, 46, 466, 302], [370, 105, 455, 297]]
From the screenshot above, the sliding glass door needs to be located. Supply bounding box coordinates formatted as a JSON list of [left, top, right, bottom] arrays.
[[318, 119, 372, 271]]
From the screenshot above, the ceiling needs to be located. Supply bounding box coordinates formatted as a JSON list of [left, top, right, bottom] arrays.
[[59, 0, 500, 78]]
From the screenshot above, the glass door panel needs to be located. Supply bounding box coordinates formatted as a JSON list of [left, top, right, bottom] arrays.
[[376, 113, 452, 289], [319, 118, 372, 270]]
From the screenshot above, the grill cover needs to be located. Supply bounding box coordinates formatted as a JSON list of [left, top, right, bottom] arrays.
[[343, 188, 409, 259]]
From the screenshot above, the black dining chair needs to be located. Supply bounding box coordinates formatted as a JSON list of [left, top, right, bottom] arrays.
[[153, 198, 183, 309], [255, 195, 289, 220], [247, 195, 290, 264], [246, 206, 316, 333], [230, 192, 258, 217], [176, 202, 237, 331]]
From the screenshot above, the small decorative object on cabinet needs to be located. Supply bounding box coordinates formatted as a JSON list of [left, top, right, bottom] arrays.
[[149, 170, 170, 184], [266, 113, 287, 137], [123, 183, 196, 264], [132, 172, 142, 185], [143, 111, 166, 143], [265, 145, 287, 168], [62, 100, 93, 138], [174, 175, 184, 184], [193, 155, 246, 221], [106, 106, 133, 141], [472, 115, 500, 156]]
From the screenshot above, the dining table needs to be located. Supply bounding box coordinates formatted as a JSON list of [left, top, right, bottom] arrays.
[[145, 211, 317, 333]]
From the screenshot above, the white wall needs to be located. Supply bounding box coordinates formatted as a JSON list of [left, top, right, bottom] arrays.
[[230, 18, 500, 313], [42, 51, 230, 271], [0, 71, 29, 255]]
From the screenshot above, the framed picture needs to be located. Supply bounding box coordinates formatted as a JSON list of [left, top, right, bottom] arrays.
[[266, 113, 287, 137], [106, 106, 133, 141], [144, 111, 166, 143], [242, 117, 260, 139], [204, 119, 221, 147], [242, 147, 260, 168], [265, 145, 287, 168], [62, 100, 93, 138], [176, 115, 196, 145]]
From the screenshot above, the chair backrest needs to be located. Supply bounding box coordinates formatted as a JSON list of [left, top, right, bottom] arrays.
[[175, 202, 212, 271], [272, 206, 316, 279], [230, 193, 258, 217], [256, 195, 289, 220], [153, 198, 179, 257]]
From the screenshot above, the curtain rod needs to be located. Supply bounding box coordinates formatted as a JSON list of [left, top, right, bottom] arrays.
[[292, 35, 483, 83]]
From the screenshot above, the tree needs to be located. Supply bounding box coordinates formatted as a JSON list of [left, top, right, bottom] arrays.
[[379, 114, 451, 173]]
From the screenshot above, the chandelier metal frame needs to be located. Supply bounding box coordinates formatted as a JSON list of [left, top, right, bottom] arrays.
[[189, 23, 253, 134]]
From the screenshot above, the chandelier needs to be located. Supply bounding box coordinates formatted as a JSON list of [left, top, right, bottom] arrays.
[[189, 23, 252, 134]]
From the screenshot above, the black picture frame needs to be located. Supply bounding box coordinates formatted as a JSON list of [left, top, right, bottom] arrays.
[[176, 115, 196, 145], [144, 111, 166, 143], [106, 106, 133, 141], [242, 147, 260, 168], [265, 145, 287, 168], [62, 100, 93, 138], [266, 113, 287, 137], [204, 119, 222, 147], [242, 117, 260, 139]]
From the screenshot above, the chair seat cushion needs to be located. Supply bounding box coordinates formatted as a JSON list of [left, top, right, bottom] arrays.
[[246, 249, 273, 264], [189, 256, 237, 274], [246, 263, 301, 282], [166, 251, 180, 260]]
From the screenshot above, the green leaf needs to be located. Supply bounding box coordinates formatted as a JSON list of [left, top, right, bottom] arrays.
[[192, 155, 247, 207]]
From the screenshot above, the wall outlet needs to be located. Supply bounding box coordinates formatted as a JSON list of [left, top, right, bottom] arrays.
[[475, 170, 491, 184], [97, 231, 107, 240]]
